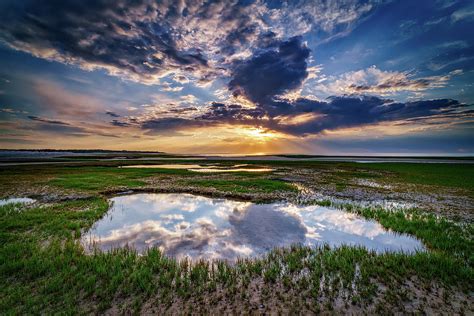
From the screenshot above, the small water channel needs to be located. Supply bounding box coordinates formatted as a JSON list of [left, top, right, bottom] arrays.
[[0, 197, 36, 206], [82, 193, 425, 261], [120, 164, 274, 172]]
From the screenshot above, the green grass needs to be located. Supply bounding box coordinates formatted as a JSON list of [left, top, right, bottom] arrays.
[[0, 197, 472, 313], [2, 161, 472, 196], [48, 166, 290, 195], [335, 182, 346, 191], [48, 166, 194, 192], [0, 164, 196, 195], [356, 163, 474, 191], [321, 201, 474, 268], [50, 171, 146, 191], [224, 160, 473, 192], [337, 170, 380, 179], [0, 160, 473, 312]]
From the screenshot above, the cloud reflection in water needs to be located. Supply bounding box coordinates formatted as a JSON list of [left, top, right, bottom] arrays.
[[82, 193, 424, 261]]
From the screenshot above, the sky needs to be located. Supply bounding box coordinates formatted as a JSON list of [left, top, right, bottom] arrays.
[[0, 0, 473, 155]]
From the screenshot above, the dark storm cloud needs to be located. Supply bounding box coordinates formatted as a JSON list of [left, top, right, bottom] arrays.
[[111, 120, 131, 127], [141, 117, 213, 133], [129, 32, 472, 137], [274, 97, 471, 135], [106, 111, 120, 118], [133, 95, 472, 136], [197, 96, 472, 136], [228, 37, 310, 104], [0, 0, 278, 84], [201, 102, 265, 121], [0, 0, 382, 85], [0, 0, 213, 84]]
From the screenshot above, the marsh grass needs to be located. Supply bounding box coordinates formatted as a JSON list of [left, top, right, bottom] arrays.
[[48, 166, 195, 191], [184, 178, 297, 194], [316, 201, 473, 267], [0, 161, 473, 312], [2, 160, 472, 198], [353, 162, 474, 191], [0, 196, 472, 314], [27, 165, 291, 195]]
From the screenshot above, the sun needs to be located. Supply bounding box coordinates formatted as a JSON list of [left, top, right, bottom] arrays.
[[238, 127, 282, 142]]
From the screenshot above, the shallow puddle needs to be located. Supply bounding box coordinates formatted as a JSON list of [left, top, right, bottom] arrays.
[[82, 193, 425, 261], [0, 197, 36, 206], [120, 164, 274, 172]]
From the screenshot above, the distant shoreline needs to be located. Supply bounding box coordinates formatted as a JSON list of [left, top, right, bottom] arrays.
[[0, 149, 473, 159], [0, 149, 473, 165]]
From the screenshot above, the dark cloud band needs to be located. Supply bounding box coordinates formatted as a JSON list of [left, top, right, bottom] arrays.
[[122, 95, 472, 136]]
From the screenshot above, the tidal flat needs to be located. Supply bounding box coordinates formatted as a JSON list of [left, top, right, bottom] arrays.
[[0, 155, 473, 314]]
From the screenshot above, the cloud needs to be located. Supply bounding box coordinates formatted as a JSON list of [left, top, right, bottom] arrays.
[[451, 7, 474, 23], [267, 0, 377, 41], [425, 44, 474, 71], [26, 115, 94, 135], [229, 37, 310, 104], [3, 0, 470, 149], [140, 117, 213, 135], [0, 0, 211, 85], [32, 80, 103, 119], [180, 94, 198, 104], [111, 120, 131, 127], [107, 36, 472, 138], [172, 75, 189, 84], [1, 108, 28, 115], [25, 115, 121, 138], [0, 0, 381, 85], [161, 82, 184, 92], [105, 111, 120, 118], [314, 66, 463, 95], [127, 95, 472, 138], [27, 115, 70, 125]]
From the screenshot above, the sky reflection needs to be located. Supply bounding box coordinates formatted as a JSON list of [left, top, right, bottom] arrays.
[[82, 193, 425, 261], [0, 197, 36, 206], [120, 164, 274, 172]]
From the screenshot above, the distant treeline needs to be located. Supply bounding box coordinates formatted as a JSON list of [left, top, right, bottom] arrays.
[[0, 149, 164, 154]]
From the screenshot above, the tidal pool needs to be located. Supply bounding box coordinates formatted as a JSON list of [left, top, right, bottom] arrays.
[[0, 197, 36, 206], [82, 193, 425, 261], [120, 164, 274, 172]]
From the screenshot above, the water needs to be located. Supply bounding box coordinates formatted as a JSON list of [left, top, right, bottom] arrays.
[[82, 193, 425, 261], [120, 164, 274, 172], [0, 197, 36, 206]]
